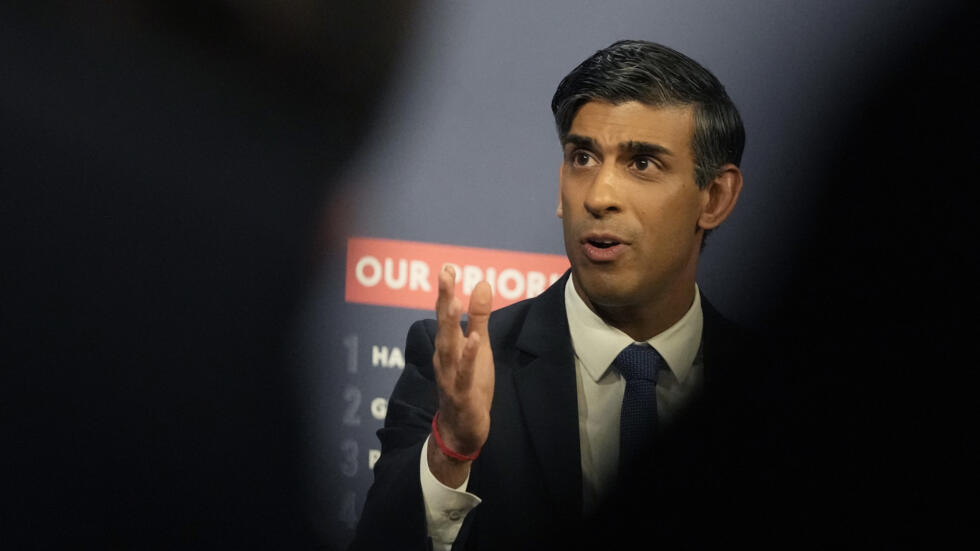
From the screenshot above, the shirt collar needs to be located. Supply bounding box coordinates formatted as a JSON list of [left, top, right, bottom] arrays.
[[564, 273, 703, 383]]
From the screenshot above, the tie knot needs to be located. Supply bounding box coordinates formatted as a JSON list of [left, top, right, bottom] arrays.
[[614, 343, 664, 383]]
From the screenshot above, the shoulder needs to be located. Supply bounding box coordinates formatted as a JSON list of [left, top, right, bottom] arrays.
[[699, 294, 796, 436], [698, 294, 785, 406], [700, 295, 768, 362]]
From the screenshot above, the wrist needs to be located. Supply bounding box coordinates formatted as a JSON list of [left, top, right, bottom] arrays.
[[425, 433, 471, 489], [432, 410, 481, 462]]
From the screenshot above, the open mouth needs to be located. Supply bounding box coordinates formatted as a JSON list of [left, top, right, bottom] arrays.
[[581, 236, 626, 262], [587, 238, 620, 249]]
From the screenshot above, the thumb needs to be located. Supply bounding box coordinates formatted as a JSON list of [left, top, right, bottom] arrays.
[[465, 281, 493, 339]]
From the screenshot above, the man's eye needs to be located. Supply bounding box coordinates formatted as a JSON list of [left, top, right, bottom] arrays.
[[633, 158, 654, 171], [572, 152, 594, 166]]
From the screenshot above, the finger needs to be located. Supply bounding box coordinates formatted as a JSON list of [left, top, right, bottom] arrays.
[[455, 331, 480, 393], [465, 280, 493, 339], [434, 266, 458, 374], [435, 296, 463, 378], [432, 266, 462, 384], [435, 266, 460, 337]]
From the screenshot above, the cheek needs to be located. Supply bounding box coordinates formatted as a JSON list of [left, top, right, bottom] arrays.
[[559, 189, 582, 221], [559, 206, 577, 240], [638, 193, 701, 241], [668, 187, 704, 223]]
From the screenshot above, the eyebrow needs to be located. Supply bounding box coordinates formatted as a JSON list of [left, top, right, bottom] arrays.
[[562, 134, 674, 159], [562, 134, 598, 151], [622, 140, 673, 159]]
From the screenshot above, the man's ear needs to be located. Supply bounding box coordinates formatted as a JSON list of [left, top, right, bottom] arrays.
[[698, 164, 743, 230]]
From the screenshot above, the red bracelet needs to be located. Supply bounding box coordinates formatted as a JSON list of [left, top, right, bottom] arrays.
[[431, 411, 481, 462]]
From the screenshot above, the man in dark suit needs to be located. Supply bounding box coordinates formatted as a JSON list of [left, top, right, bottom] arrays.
[[352, 40, 789, 549]]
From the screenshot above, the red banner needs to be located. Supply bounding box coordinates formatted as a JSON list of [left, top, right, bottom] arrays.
[[345, 237, 570, 311]]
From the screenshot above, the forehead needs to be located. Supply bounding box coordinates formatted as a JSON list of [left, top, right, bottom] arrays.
[[568, 101, 695, 157]]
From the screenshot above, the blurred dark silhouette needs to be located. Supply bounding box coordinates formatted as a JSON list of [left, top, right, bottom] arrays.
[[762, 2, 976, 545], [2, 3, 415, 548]]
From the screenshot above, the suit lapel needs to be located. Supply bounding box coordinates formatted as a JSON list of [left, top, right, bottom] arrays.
[[510, 273, 583, 516]]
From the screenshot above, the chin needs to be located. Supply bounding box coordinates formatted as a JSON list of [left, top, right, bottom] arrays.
[[574, 268, 638, 308]]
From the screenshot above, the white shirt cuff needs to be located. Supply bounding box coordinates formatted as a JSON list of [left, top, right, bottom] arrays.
[[420, 435, 482, 549]]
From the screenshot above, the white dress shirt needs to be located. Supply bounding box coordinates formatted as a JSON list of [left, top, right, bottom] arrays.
[[419, 275, 704, 549]]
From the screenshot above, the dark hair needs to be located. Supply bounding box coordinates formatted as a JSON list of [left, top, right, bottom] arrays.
[[551, 40, 745, 190]]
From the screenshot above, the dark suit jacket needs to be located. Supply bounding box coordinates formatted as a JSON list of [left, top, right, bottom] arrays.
[[352, 274, 797, 550]]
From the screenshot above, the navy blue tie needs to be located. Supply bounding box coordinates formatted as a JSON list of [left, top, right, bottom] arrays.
[[615, 343, 665, 474]]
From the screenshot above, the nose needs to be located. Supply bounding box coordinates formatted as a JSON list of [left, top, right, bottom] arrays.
[[583, 164, 622, 218]]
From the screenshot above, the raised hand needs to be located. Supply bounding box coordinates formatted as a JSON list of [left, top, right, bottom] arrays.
[[427, 266, 494, 486]]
